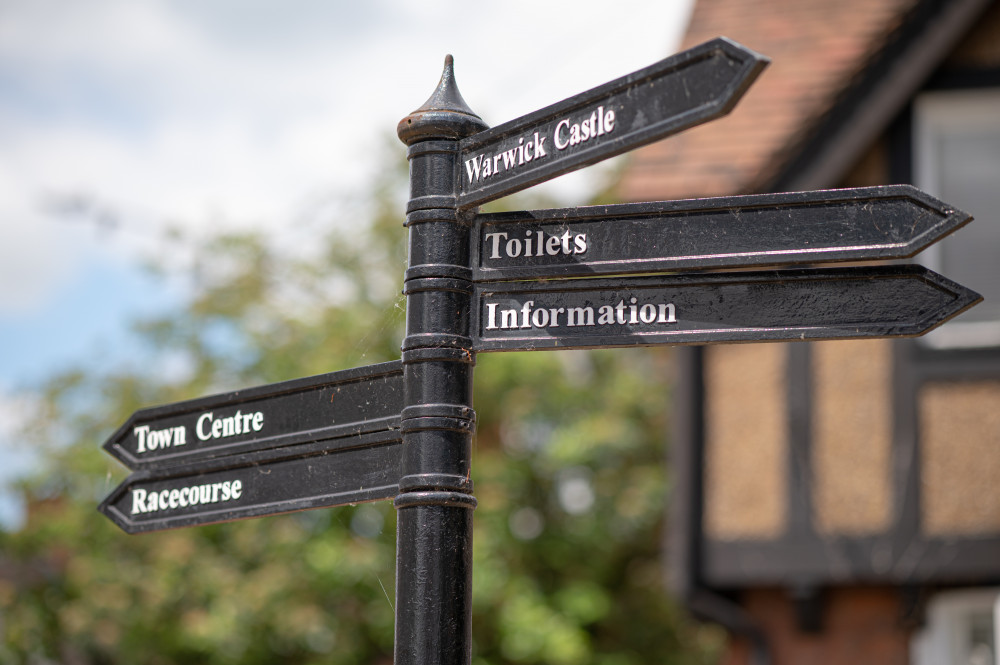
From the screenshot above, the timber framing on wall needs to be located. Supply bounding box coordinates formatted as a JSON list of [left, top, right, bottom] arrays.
[[664, 0, 1000, 602]]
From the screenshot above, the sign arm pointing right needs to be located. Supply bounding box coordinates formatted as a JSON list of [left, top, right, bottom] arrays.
[[456, 37, 769, 208]]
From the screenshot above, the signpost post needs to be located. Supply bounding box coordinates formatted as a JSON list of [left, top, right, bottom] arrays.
[[98, 37, 982, 665]]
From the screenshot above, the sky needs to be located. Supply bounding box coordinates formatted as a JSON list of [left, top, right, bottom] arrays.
[[0, 0, 693, 526]]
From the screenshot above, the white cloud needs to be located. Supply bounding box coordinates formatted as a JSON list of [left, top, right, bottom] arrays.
[[0, 0, 696, 516], [0, 0, 693, 316]]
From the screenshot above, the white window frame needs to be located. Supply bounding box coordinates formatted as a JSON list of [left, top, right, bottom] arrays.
[[911, 587, 999, 665], [914, 89, 1000, 349]]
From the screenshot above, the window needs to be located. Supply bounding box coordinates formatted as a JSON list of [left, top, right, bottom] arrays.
[[911, 588, 999, 665], [914, 89, 1000, 349]]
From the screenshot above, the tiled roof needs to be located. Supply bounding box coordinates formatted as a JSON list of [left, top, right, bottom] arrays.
[[621, 0, 920, 201]]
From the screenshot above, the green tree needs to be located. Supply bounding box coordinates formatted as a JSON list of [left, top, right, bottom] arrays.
[[0, 147, 722, 664]]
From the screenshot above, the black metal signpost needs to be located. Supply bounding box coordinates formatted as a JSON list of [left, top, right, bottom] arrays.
[[98, 37, 982, 665]]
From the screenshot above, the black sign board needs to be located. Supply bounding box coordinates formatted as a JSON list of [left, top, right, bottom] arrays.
[[456, 37, 767, 208], [99, 429, 402, 534], [104, 361, 402, 470], [472, 265, 981, 352], [472, 185, 972, 281]]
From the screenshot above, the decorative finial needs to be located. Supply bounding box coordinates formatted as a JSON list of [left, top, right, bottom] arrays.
[[398, 55, 488, 144]]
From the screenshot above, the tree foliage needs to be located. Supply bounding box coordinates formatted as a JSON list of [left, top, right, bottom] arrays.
[[0, 148, 722, 664]]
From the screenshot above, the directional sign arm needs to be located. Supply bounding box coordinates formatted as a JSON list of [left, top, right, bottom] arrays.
[[99, 429, 403, 534], [472, 185, 973, 280], [456, 37, 768, 208], [472, 265, 981, 352], [103, 360, 403, 471]]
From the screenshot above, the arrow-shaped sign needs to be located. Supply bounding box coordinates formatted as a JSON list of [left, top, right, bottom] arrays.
[[472, 185, 972, 281], [457, 37, 768, 208], [99, 429, 402, 534], [472, 265, 981, 352], [104, 361, 403, 470]]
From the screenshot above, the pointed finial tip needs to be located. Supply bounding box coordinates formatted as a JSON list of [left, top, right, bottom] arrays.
[[397, 53, 487, 144]]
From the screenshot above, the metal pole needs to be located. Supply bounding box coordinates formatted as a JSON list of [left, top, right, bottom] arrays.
[[395, 56, 487, 665]]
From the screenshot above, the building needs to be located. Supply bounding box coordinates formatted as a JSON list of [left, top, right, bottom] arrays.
[[619, 0, 1000, 662]]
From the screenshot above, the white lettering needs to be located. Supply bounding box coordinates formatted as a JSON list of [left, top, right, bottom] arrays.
[[482, 230, 588, 261], [464, 154, 483, 183], [131, 479, 244, 515], [194, 410, 265, 441], [485, 303, 499, 330], [483, 297, 677, 332], [553, 108, 617, 152], [131, 488, 147, 514], [531, 308, 549, 328], [545, 234, 561, 256], [567, 306, 594, 327], [484, 232, 508, 259], [135, 424, 187, 454], [501, 308, 519, 329], [505, 238, 522, 258], [463, 110, 611, 187], [197, 413, 213, 441], [554, 119, 570, 150], [615, 300, 627, 325], [501, 147, 518, 170], [520, 301, 534, 329], [533, 132, 546, 158], [134, 425, 149, 453]]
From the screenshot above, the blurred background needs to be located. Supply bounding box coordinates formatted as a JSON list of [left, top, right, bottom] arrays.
[[2, 0, 999, 664]]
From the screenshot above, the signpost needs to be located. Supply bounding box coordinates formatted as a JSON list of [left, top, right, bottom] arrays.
[[97, 37, 982, 665]]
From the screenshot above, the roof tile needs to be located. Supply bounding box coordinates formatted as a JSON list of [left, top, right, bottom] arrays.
[[621, 0, 920, 201]]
